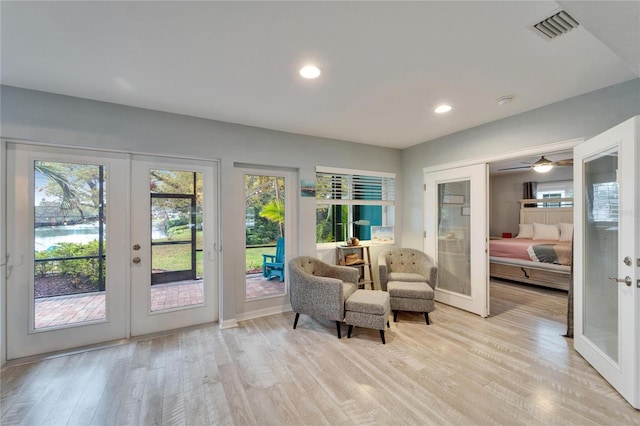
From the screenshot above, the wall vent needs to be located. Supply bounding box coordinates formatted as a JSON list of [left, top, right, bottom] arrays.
[[533, 10, 579, 39]]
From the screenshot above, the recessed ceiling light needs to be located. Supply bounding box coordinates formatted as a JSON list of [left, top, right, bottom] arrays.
[[434, 104, 452, 114], [497, 95, 513, 106], [299, 65, 321, 79]]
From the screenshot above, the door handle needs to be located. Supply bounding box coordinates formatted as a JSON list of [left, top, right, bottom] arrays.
[[608, 276, 632, 286], [132, 257, 141, 264]]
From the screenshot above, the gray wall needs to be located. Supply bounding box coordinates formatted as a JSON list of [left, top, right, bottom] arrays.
[[401, 78, 640, 249], [489, 167, 573, 238], [0, 85, 402, 325]]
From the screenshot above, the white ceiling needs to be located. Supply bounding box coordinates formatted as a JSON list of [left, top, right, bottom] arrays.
[[1, 1, 638, 149]]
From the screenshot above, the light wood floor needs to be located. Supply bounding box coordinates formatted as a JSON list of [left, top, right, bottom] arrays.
[[2, 280, 638, 425]]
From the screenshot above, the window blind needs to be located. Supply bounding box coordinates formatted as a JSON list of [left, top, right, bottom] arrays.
[[591, 182, 618, 221], [315, 167, 395, 206]]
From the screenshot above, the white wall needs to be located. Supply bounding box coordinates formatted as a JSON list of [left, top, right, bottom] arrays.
[[401, 78, 640, 250], [0, 85, 402, 326]]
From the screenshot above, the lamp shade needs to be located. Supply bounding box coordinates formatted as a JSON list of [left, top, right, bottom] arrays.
[[532, 156, 553, 173]]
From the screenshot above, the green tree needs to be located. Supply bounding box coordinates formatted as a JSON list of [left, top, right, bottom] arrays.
[[245, 175, 284, 245], [35, 162, 82, 215], [259, 199, 284, 237]]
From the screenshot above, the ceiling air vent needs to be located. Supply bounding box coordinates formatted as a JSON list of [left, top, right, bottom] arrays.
[[533, 10, 579, 39]]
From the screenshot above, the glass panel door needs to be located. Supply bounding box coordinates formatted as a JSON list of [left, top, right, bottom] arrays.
[[424, 164, 488, 317], [6, 144, 129, 360], [130, 156, 217, 336], [6, 146, 219, 358], [574, 117, 638, 408]]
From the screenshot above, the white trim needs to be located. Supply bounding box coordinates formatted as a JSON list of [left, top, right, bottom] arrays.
[[1, 137, 221, 164], [316, 165, 396, 179], [0, 140, 6, 366], [235, 304, 293, 322], [316, 199, 395, 206], [219, 319, 239, 329], [422, 139, 582, 173], [236, 166, 298, 321]]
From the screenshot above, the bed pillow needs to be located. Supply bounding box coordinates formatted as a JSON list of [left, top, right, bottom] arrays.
[[533, 223, 560, 240], [558, 223, 573, 242], [515, 223, 534, 239]]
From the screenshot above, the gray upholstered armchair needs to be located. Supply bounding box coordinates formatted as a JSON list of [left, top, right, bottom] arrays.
[[288, 256, 359, 338], [378, 248, 437, 324]]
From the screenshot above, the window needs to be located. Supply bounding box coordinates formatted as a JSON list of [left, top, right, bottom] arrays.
[[536, 180, 573, 207], [316, 166, 395, 244], [591, 182, 618, 222]]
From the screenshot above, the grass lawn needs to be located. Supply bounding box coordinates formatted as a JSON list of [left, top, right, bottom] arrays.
[[153, 228, 277, 274], [246, 246, 276, 272]]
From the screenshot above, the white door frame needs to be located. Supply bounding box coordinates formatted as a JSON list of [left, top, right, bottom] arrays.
[[1, 140, 7, 365], [421, 138, 581, 314], [234, 165, 297, 321]]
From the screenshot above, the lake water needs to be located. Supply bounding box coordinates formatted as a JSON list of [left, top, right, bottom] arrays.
[[35, 223, 168, 251]]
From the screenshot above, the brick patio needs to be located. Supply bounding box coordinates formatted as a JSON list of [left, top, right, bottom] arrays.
[[34, 274, 286, 328]]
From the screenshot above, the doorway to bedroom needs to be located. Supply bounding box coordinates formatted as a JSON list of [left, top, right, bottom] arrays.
[[487, 149, 574, 322]]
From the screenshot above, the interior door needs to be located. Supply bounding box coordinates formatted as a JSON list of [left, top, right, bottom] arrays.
[[424, 164, 489, 317], [130, 156, 218, 336], [574, 116, 639, 409], [5, 144, 130, 359]]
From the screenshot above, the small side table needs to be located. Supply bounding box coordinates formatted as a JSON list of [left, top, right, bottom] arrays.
[[337, 245, 373, 289]]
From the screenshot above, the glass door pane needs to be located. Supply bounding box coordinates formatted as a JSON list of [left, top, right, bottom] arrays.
[[244, 174, 286, 299], [583, 151, 619, 361], [148, 169, 203, 311], [437, 181, 471, 295], [34, 161, 107, 329]]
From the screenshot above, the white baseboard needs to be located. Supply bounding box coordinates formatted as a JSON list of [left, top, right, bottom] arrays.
[[235, 304, 292, 322], [219, 318, 239, 329]]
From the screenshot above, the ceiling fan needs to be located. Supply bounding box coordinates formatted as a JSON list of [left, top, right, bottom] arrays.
[[498, 155, 573, 173]]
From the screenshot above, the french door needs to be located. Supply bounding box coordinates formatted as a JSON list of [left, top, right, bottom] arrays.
[[130, 155, 217, 336], [424, 164, 489, 317], [6, 144, 130, 359], [574, 116, 638, 408], [5, 144, 218, 359]]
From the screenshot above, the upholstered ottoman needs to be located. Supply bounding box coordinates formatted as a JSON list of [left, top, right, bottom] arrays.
[[345, 290, 391, 344], [387, 281, 434, 324]]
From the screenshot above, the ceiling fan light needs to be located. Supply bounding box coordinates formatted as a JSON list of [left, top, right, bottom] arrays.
[[533, 164, 553, 173], [532, 156, 553, 173]]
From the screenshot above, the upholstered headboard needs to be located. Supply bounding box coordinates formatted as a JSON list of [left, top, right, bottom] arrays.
[[519, 198, 573, 225]]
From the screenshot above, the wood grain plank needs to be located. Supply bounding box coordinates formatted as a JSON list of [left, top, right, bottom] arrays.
[[1, 280, 639, 425]]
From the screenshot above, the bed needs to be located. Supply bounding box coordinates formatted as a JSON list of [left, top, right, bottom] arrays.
[[489, 198, 573, 291]]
